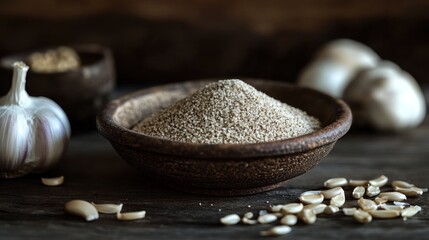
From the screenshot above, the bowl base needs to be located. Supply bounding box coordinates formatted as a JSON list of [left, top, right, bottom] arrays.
[[164, 179, 290, 196]]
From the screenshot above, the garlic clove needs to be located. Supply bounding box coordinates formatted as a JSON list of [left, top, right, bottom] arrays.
[[344, 61, 426, 131], [0, 107, 31, 177], [298, 59, 353, 97], [298, 39, 380, 97], [316, 39, 380, 69], [31, 98, 71, 173], [32, 113, 69, 172]]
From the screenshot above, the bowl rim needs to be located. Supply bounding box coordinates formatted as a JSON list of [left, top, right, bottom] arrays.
[[97, 79, 352, 159]]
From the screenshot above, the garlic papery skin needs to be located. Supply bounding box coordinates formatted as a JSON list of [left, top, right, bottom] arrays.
[[298, 39, 380, 97], [0, 62, 71, 178], [343, 61, 426, 131]]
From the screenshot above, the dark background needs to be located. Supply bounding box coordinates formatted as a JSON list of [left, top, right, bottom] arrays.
[[0, 0, 428, 85]]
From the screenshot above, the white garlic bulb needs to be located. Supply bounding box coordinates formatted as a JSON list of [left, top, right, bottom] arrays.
[[0, 62, 71, 178], [298, 39, 380, 97], [343, 61, 426, 131]]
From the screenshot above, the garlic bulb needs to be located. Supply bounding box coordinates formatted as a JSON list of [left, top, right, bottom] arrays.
[[0, 62, 71, 178], [298, 39, 380, 97], [343, 61, 426, 131]]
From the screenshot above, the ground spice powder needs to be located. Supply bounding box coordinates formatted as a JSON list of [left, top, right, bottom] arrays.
[[133, 79, 321, 144]]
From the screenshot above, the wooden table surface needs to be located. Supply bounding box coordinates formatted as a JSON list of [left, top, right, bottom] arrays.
[[1, 89, 429, 240]]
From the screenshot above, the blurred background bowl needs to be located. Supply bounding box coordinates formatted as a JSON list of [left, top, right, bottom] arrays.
[[0, 44, 115, 131], [97, 79, 352, 196]]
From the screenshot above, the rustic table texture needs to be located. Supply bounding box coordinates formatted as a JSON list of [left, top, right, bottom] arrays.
[[1, 89, 428, 240]]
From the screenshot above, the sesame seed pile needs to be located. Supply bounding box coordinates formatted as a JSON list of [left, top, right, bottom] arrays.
[[133, 79, 321, 144]]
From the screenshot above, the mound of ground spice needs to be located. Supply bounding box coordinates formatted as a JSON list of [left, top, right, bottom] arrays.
[[133, 79, 321, 144]]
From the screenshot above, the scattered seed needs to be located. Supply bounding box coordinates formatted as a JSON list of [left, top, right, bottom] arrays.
[[304, 203, 327, 215], [380, 205, 404, 211], [379, 192, 407, 202], [41, 176, 64, 186], [324, 205, 340, 215], [330, 192, 345, 207], [393, 201, 410, 207], [218, 175, 425, 231], [299, 193, 324, 205], [280, 214, 298, 226], [348, 179, 368, 187], [375, 197, 389, 205], [269, 205, 284, 213], [244, 212, 254, 219], [358, 198, 378, 211], [64, 200, 99, 221], [220, 214, 241, 225], [242, 217, 258, 225], [299, 209, 317, 224], [369, 210, 400, 219], [343, 208, 357, 216], [392, 180, 415, 189], [91, 203, 123, 214], [259, 210, 268, 216], [401, 205, 422, 219], [321, 187, 344, 199], [354, 209, 372, 223], [353, 186, 365, 199], [369, 175, 388, 187], [117, 210, 146, 221], [324, 178, 348, 188], [281, 203, 303, 214], [260, 225, 292, 236], [300, 190, 322, 196], [393, 186, 424, 197], [258, 213, 278, 224], [366, 185, 381, 197]]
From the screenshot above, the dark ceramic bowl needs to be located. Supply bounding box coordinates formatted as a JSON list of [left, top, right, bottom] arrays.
[[97, 79, 352, 196], [0, 44, 115, 129]]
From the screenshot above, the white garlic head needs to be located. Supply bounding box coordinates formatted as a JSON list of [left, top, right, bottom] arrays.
[[298, 39, 380, 97], [0, 62, 71, 178], [343, 61, 426, 131]]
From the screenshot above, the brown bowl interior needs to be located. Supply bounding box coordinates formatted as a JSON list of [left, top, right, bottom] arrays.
[[97, 79, 352, 196], [0, 44, 116, 128]]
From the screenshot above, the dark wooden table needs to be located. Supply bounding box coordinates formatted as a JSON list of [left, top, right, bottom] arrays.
[[1, 90, 429, 240]]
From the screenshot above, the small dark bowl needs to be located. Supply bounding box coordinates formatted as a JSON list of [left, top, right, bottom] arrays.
[[97, 79, 352, 196], [0, 44, 115, 130]]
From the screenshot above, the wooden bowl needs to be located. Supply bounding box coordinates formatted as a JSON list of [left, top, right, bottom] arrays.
[[0, 44, 115, 130], [97, 79, 352, 196]]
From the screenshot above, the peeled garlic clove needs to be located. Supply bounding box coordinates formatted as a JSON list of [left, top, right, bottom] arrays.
[[91, 202, 123, 214], [117, 210, 146, 221], [343, 61, 426, 131], [65, 200, 99, 221], [41, 176, 64, 186], [0, 62, 71, 178], [298, 39, 379, 97]]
